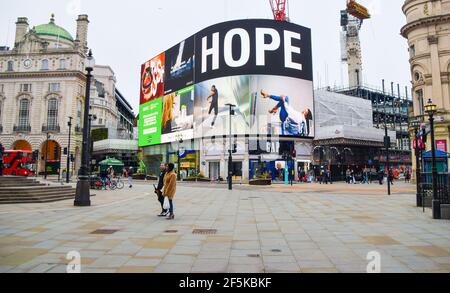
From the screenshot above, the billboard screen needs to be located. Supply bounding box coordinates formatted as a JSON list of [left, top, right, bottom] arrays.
[[164, 36, 195, 95], [139, 19, 314, 147]]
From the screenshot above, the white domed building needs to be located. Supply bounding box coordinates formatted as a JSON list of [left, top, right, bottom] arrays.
[[0, 14, 90, 176]]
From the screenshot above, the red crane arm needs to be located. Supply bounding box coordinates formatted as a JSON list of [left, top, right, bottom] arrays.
[[270, 0, 288, 22]]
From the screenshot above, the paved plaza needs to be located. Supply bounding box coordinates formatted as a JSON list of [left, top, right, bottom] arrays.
[[0, 181, 449, 273]]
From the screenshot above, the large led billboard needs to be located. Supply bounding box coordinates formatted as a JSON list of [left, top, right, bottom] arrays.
[[139, 19, 314, 147]]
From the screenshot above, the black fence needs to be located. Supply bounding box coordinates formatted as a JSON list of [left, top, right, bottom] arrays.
[[418, 172, 450, 206]]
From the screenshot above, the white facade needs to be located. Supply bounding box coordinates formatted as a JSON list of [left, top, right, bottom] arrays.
[[0, 15, 91, 174], [314, 90, 396, 143]]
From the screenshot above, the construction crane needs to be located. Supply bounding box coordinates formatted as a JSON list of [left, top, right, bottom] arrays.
[[341, 0, 371, 88], [270, 0, 289, 22]]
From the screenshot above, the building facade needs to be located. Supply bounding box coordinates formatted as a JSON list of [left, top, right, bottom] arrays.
[[0, 14, 90, 175], [90, 65, 138, 169], [336, 85, 413, 169], [401, 0, 450, 175], [313, 90, 397, 180]]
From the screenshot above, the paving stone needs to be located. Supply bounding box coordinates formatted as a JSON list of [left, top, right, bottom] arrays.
[[0, 183, 449, 273]]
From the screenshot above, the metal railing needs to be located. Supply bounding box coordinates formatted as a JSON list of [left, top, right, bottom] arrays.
[[42, 124, 60, 133], [13, 125, 31, 132], [418, 173, 450, 205]]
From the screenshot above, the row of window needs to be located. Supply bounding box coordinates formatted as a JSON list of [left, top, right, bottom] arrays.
[[5, 59, 68, 71], [0, 97, 83, 132], [0, 82, 83, 95]]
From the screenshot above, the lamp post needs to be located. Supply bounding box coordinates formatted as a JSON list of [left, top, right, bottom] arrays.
[[410, 118, 422, 207], [66, 117, 73, 183], [382, 79, 391, 195], [176, 135, 183, 181], [44, 132, 50, 180], [424, 99, 440, 219], [74, 50, 95, 207], [225, 103, 236, 191]]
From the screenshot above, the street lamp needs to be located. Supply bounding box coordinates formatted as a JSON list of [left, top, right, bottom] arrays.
[[44, 132, 50, 180], [66, 117, 73, 183], [424, 99, 440, 219], [176, 134, 183, 181], [225, 103, 236, 191], [410, 118, 423, 207], [75, 50, 95, 207]]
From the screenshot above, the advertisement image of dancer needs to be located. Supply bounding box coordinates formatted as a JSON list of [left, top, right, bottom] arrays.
[[260, 90, 312, 137], [207, 85, 219, 128]]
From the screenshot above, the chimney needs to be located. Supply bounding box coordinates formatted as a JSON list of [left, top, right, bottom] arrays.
[[15, 17, 29, 46], [76, 14, 89, 51]]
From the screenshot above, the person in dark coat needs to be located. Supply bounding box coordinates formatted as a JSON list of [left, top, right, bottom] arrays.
[[155, 163, 168, 217]]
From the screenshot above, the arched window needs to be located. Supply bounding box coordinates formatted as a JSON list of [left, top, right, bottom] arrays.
[[47, 98, 59, 130], [76, 99, 82, 128], [59, 59, 66, 70], [41, 59, 49, 70], [18, 99, 30, 128], [7, 60, 14, 71]]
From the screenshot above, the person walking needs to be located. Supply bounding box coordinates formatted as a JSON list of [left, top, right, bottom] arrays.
[[405, 168, 411, 183], [345, 168, 351, 184], [163, 163, 177, 220], [127, 166, 134, 188], [378, 168, 384, 185], [388, 168, 394, 186], [155, 163, 168, 217]]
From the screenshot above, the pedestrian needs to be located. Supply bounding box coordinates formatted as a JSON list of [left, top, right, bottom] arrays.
[[155, 163, 168, 217], [388, 168, 394, 186], [346, 168, 351, 184], [350, 169, 356, 184], [163, 163, 177, 220], [362, 166, 369, 184], [405, 168, 411, 183], [378, 169, 384, 185], [127, 166, 134, 188]]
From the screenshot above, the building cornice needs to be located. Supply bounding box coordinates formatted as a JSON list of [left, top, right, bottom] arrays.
[[0, 70, 87, 81], [401, 13, 450, 38], [0, 48, 85, 58], [313, 138, 384, 148]]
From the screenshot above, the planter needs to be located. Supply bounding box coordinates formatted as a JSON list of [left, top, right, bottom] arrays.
[[249, 179, 272, 186], [183, 178, 210, 182], [132, 174, 146, 180], [131, 174, 157, 180]]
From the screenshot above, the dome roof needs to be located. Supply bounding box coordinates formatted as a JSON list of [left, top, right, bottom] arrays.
[[34, 14, 74, 42]]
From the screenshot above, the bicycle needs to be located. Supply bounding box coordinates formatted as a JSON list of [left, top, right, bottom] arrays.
[[112, 176, 124, 190]]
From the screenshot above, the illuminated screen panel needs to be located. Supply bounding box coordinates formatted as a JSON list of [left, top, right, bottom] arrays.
[[140, 53, 165, 105], [193, 75, 314, 140], [138, 99, 163, 147], [161, 85, 195, 144], [138, 19, 314, 147]]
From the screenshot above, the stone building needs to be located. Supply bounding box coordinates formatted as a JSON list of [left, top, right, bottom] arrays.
[[90, 65, 137, 169], [401, 0, 450, 174], [0, 14, 90, 175]]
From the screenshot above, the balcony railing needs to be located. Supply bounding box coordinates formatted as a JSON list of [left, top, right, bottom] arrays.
[[13, 125, 31, 132], [75, 126, 83, 133], [42, 124, 61, 133]]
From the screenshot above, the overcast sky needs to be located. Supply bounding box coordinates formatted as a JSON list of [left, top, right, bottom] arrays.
[[0, 0, 411, 113]]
